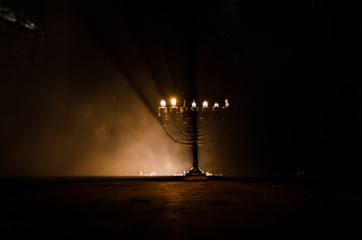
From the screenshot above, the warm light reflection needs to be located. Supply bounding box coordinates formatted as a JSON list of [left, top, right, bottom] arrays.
[[160, 100, 166, 107], [171, 98, 177, 107], [192, 100, 197, 108], [203, 101, 208, 108]]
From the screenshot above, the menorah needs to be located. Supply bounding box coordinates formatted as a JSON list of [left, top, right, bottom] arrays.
[[158, 98, 229, 180]]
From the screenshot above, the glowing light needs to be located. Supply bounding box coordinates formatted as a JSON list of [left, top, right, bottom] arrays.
[[160, 100, 166, 107], [225, 99, 229, 107], [205, 171, 223, 176], [171, 98, 177, 107], [214, 103, 219, 108], [192, 100, 197, 108], [202, 101, 208, 108]]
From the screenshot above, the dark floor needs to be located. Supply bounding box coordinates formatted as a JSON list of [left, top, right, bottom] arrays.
[[0, 177, 361, 239]]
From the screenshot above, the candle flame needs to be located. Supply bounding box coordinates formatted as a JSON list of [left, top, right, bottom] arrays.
[[160, 100, 166, 107], [214, 103, 219, 108], [171, 98, 176, 106], [192, 100, 197, 108], [203, 101, 208, 108], [225, 99, 229, 107]]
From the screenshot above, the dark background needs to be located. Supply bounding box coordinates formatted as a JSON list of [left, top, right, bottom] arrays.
[[0, 0, 361, 177]]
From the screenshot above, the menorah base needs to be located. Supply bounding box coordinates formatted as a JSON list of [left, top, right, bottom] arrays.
[[184, 167, 207, 181]]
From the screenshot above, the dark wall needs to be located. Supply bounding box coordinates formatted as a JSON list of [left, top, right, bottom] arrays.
[[0, 0, 360, 177]]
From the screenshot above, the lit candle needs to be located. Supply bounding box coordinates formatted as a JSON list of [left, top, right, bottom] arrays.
[[170, 98, 178, 114], [202, 101, 208, 108], [191, 100, 197, 111], [161, 99, 166, 107], [212, 102, 219, 112], [202, 100, 209, 112], [158, 99, 167, 116], [171, 98, 176, 107], [191, 100, 196, 108], [225, 99, 229, 108]]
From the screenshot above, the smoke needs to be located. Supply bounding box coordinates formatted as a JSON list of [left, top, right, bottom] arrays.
[[32, 74, 191, 176], [0, 40, 191, 176], [0, 1, 191, 177], [0, 0, 244, 177]]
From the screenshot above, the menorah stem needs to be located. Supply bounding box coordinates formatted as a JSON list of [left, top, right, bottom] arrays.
[[192, 110, 198, 169], [184, 112, 206, 180], [192, 142, 198, 169]]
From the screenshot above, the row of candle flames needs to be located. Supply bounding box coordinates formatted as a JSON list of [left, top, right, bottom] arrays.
[[159, 98, 229, 115]]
